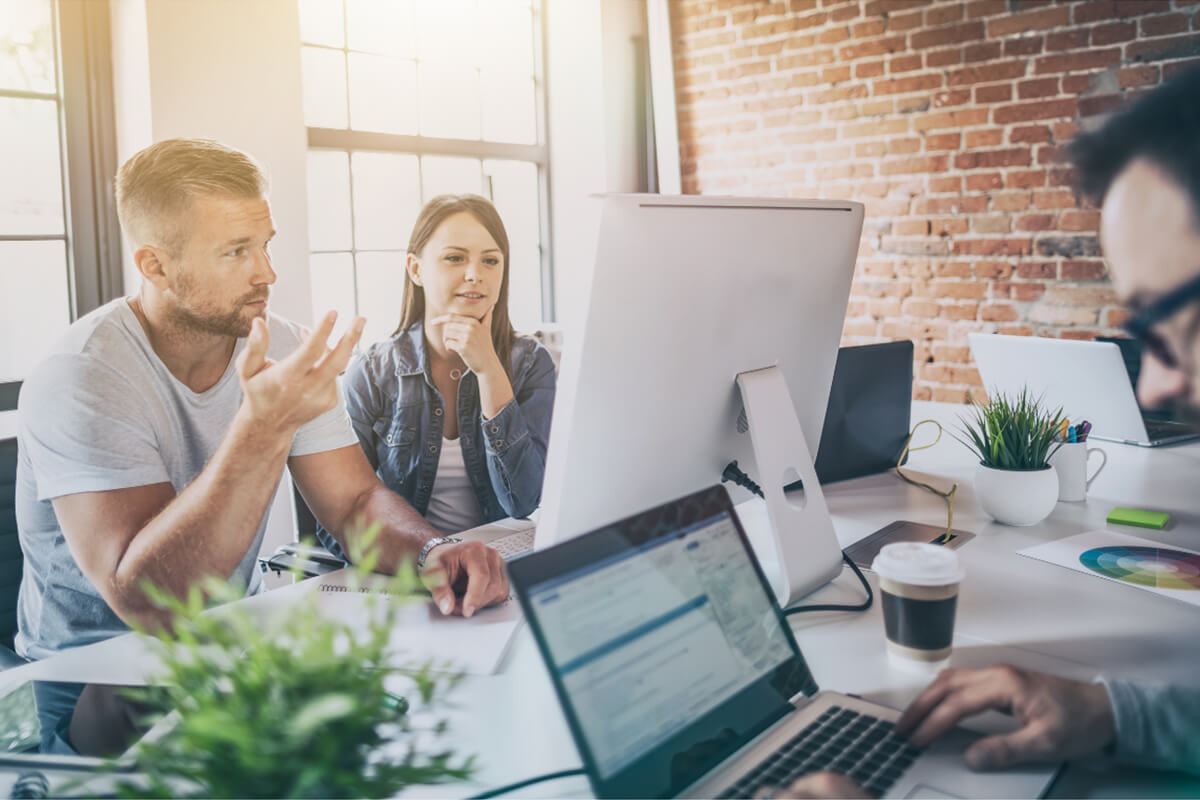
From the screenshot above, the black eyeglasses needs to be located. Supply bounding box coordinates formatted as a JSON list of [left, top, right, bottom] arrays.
[[1121, 271, 1200, 369]]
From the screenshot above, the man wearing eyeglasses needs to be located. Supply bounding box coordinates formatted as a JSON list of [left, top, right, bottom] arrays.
[[773, 67, 1200, 799]]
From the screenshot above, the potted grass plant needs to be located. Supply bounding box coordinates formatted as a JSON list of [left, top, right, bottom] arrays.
[[102, 526, 473, 798], [955, 389, 1065, 526]]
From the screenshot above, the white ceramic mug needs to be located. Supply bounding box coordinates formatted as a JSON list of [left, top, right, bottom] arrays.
[[1048, 442, 1107, 502]]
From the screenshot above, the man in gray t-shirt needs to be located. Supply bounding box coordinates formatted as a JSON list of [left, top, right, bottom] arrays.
[[15, 139, 509, 675], [16, 305, 354, 659]]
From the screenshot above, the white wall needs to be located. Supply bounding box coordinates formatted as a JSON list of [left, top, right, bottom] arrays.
[[546, 0, 647, 337]]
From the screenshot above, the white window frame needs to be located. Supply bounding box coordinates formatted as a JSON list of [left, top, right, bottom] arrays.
[[1, 0, 121, 411]]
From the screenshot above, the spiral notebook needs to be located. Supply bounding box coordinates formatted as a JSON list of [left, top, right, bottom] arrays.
[[305, 570, 523, 675]]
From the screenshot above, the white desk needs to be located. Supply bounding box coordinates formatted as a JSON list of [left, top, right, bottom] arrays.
[[5, 401, 1200, 798]]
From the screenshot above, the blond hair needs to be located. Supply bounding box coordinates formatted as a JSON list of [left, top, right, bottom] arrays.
[[115, 138, 269, 254]]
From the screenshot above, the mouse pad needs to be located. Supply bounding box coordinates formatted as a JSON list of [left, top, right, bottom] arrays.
[[845, 519, 975, 571]]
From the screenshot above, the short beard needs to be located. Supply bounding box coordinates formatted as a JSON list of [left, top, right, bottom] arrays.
[[168, 270, 267, 338], [169, 302, 261, 338]]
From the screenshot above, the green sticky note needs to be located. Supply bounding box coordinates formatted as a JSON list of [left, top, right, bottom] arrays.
[[1107, 507, 1170, 529]]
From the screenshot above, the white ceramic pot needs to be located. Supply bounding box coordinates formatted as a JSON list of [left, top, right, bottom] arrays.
[[973, 463, 1058, 526]]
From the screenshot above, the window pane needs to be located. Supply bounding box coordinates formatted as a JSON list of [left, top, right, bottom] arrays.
[[348, 53, 417, 135], [481, 72, 536, 145], [351, 152, 420, 250], [309, 252, 357, 343], [301, 46, 348, 129], [0, 0, 55, 94], [421, 156, 482, 200], [0, 97, 63, 235], [298, 0, 344, 48], [418, 62, 480, 140], [506, 240, 542, 333], [485, 160, 541, 329], [306, 151, 352, 251], [355, 251, 407, 346], [346, 0, 415, 57], [477, 1, 533, 76], [0, 240, 69, 381], [417, 0, 478, 65], [484, 159, 539, 247]]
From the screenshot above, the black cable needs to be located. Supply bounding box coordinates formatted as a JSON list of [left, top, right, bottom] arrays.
[[465, 768, 586, 799], [783, 552, 873, 616], [721, 462, 873, 616]]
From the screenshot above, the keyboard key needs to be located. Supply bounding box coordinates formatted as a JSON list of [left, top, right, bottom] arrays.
[[861, 727, 889, 744]]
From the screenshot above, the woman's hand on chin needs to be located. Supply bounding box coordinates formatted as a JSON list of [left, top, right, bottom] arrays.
[[431, 306, 501, 376]]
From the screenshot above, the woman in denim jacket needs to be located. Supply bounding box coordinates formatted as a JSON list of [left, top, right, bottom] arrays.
[[326, 195, 556, 552]]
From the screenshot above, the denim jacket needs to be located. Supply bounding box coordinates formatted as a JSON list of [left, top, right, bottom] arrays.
[[334, 323, 556, 544]]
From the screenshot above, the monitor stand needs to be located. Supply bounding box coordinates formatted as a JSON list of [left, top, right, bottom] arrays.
[[736, 366, 844, 608]]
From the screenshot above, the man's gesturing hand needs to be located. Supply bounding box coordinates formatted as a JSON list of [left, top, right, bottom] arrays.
[[421, 540, 509, 618], [236, 311, 365, 434], [897, 665, 1115, 771]]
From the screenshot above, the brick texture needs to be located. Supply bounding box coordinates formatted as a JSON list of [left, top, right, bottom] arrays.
[[672, 0, 1198, 402]]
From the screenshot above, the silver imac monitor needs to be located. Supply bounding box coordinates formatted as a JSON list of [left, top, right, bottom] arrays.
[[537, 194, 864, 606]]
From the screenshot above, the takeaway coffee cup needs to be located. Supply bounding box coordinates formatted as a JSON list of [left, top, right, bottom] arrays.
[[872, 542, 963, 669]]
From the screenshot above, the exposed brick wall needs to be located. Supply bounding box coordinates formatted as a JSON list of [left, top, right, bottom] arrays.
[[671, 0, 1200, 402]]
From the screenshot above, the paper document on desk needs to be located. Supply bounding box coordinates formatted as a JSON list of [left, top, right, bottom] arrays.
[[307, 571, 522, 675], [1018, 529, 1200, 609]]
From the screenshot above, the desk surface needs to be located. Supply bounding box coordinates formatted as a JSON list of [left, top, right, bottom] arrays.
[[5, 401, 1200, 798]]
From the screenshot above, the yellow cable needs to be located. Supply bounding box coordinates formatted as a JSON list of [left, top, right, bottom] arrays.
[[894, 419, 957, 542]]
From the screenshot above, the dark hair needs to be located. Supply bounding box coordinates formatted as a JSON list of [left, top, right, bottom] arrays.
[[394, 194, 517, 380], [1070, 65, 1200, 226]]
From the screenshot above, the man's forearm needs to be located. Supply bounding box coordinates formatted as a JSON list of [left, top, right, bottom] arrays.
[[111, 408, 296, 619], [333, 483, 440, 574]]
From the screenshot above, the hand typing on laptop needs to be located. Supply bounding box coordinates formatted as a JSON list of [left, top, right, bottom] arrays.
[[897, 666, 1115, 771], [766, 665, 1115, 798]]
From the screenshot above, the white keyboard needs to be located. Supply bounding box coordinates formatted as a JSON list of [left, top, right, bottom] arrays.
[[488, 527, 535, 559]]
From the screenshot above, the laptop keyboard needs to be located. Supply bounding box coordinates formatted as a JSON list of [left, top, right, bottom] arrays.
[[488, 528, 535, 560], [1145, 419, 1198, 439], [717, 706, 922, 799]]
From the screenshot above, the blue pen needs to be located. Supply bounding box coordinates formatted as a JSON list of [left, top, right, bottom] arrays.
[[1068, 425, 1076, 443]]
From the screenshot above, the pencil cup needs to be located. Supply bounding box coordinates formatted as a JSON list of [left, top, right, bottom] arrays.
[[1048, 442, 1107, 503]]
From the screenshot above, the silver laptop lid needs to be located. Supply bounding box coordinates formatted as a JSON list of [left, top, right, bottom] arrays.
[[508, 485, 818, 798], [968, 333, 1150, 444]]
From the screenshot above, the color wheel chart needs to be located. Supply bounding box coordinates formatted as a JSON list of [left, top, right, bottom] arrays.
[[1019, 530, 1200, 608], [1079, 546, 1200, 591]]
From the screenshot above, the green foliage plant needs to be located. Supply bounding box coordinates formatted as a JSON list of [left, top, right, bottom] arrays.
[[109, 523, 474, 798], [954, 388, 1065, 471]]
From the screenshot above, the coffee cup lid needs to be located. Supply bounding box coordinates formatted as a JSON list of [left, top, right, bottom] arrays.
[[872, 542, 963, 586]]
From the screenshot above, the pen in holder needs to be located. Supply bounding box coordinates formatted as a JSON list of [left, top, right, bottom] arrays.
[[1048, 441, 1107, 502]]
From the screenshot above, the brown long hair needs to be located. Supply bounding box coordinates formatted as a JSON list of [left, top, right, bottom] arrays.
[[395, 194, 517, 380]]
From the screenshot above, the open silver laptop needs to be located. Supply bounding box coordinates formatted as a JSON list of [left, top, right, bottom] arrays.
[[507, 485, 1059, 799], [969, 333, 1200, 447]]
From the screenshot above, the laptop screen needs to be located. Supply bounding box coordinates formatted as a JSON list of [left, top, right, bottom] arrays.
[[510, 485, 818, 798]]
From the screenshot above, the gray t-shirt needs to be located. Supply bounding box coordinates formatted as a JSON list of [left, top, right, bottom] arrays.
[[14, 298, 357, 660]]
